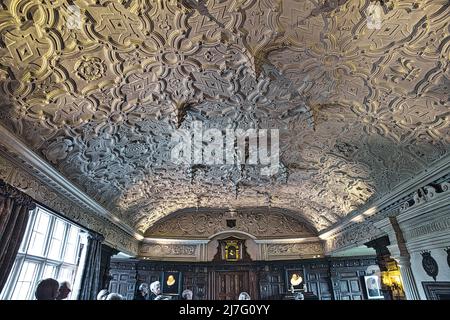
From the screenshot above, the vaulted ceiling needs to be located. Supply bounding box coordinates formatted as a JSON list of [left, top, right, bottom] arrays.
[[0, 0, 448, 235]]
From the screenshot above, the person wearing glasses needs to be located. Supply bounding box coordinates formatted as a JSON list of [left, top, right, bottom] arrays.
[[56, 281, 72, 300]]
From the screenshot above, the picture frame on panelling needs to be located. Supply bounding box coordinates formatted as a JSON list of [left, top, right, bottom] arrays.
[[161, 271, 182, 296], [364, 275, 384, 299], [285, 269, 305, 293]]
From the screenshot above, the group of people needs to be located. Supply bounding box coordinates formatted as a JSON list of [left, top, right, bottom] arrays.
[[95, 281, 192, 301], [135, 281, 250, 300], [34, 278, 126, 300], [96, 289, 125, 300], [135, 281, 193, 300], [34, 278, 250, 300], [34, 278, 72, 300]]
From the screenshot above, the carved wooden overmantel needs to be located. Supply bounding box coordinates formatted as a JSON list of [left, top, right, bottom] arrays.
[[212, 237, 252, 262]]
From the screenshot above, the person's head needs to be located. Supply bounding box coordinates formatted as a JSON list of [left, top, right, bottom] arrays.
[[294, 292, 304, 300], [182, 289, 193, 300], [368, 278, 377, 289], [97, 289, 109, 300], [238, 292, 251, 300], [154, 295, 171, 300], [35, 278, 60, 300], [56, 281, 72, 300], [139, 283, 149, 296], [150, 281, 161, 295], [106, 293, 123, 300]]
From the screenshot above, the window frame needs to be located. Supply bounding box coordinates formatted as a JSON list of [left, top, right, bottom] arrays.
[[1, 206, 86, 300]]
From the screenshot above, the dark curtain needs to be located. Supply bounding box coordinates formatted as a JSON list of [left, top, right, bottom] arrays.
[[78, 232, 104, 300], [0, 179, 36, 293], [99, 244, 119, 290]]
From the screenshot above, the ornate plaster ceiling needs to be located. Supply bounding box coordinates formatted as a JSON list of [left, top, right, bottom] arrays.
[[0, 0, 448, 235], [144, 207, 317, 239]]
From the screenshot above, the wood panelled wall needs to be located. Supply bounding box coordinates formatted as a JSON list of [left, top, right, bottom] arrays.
[[108, 257, 377, 300]]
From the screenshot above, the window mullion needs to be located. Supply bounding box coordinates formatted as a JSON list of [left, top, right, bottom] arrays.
[[75, 231, 82, 266], [29, 261, 46, 300], [22, 208, 38, 254], [60, 223, 70, 262], [43, 216, 56, 259]]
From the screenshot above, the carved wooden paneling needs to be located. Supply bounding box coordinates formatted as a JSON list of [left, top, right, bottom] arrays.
[[183, 269, 208, 300], [339, 278, 364, 300], [216, 271, 250, 300], [259, 271, 285, 300], [305, 270, 332, 300], [422, 282, 450, 300], [108, 257, 376, 300], [330, 259, 375, 300], [109, 270, 136, 300]]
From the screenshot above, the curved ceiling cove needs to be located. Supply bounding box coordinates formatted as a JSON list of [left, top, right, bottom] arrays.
[[0, 0, 448, 234], [143, 207, 318, 239]]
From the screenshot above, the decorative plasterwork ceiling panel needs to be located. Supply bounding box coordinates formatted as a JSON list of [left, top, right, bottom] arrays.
[[0, 0, 448, 234], [144, 207, 317, 239]]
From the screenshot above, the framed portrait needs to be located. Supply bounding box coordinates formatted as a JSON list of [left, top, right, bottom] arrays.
[[364, 275, 384, 299], [161, 271, 182, 295], [285, 269, 305, 292], [224, 240, 240, 261]]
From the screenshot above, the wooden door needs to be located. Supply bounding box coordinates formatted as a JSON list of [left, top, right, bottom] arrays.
[[216, 272, 249, 300]]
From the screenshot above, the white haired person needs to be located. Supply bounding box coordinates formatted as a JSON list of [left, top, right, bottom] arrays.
[[154, 295, 172, 300], [238, 292, 251, 300], [106, 292, 124, 300], [149, 281, 161, 300], [97, 289, 109, 300], [181, 289, 193, 300], [136, 282, 149, 300]]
